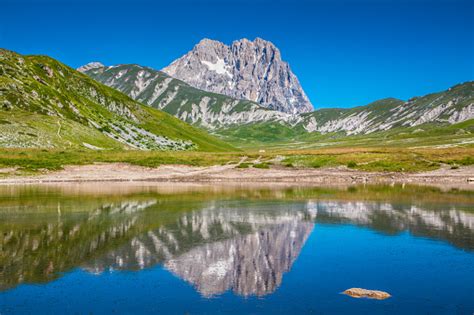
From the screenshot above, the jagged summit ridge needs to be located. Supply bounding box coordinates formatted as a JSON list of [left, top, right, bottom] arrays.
[[162, 37, 313, 114]]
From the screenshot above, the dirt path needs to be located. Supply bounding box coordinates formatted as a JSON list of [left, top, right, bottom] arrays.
[[0, 163, 473, 189]]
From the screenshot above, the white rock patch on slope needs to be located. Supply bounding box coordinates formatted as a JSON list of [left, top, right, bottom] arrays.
[[411, 101, 454, 126], [449, 103, 474, 123], [131, 71, 152, 98], [305, 111, 373, 135], [146, 78, 173, 105]]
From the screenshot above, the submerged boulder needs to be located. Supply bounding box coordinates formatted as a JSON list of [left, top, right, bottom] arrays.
[[343, 288, 391, 300]]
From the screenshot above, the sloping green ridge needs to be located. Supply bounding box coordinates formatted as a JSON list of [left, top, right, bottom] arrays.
[[300, 98, 405, 125], [216, 98, 406, 144], [88, 64, 259, 114], [218, 85, 474, 148], [299, 83, 473, 130], [0, 49, 235, 151], [83, 64, 277, 127]]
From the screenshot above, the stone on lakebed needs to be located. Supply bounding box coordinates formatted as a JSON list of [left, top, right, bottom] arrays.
[[343, 288, 391, 300]]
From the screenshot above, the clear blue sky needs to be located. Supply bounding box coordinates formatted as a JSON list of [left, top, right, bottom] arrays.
[[1, 0, 473, 109]]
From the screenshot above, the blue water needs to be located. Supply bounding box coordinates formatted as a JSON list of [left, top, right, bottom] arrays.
[[0, 184, 473, 314]]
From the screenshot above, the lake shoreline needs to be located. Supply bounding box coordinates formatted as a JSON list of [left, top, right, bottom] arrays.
[[1, 163, 473, 189]]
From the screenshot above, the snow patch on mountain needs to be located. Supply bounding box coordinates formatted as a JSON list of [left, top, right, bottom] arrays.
[[201, 57, 233, 78]]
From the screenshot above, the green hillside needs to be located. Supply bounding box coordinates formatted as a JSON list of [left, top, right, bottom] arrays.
[[217, 86, 474, 149], [0, 49, 235, 152]]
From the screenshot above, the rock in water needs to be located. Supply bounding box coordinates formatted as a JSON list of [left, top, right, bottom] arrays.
[[343, 288, 391, 300], [162, 38, 313, 114]]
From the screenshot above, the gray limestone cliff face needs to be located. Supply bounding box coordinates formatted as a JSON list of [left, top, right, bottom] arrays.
[[162, 38, 313, 114]]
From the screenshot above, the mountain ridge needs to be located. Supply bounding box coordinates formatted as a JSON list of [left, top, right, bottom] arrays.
[[161, 37, 313, 114], [80, 63, 295, 129], [80, 60, 474, 142]]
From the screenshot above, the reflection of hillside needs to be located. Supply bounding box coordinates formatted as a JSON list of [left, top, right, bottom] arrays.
[[309, 201, 474, 250], [0, 200, 156, 291]]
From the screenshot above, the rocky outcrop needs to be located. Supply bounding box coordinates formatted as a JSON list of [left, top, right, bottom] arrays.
[[162, 38, 313, 114]]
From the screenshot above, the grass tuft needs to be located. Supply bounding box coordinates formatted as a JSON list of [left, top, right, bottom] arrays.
[[347, 161, 357, 168], [253, 162, 271, 169]]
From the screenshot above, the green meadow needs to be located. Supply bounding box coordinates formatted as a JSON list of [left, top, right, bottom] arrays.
[[0, 146, 472, 174]]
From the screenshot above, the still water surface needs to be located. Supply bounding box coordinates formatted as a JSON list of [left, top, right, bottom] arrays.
[[0, 183, 473, 314]]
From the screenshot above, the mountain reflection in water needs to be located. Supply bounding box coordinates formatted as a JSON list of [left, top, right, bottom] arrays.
[[0, 183, 473, 297], [84, 205, 315, 297]]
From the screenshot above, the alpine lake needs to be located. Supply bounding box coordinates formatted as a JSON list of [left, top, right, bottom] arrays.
[[0, 183, 473, 314]]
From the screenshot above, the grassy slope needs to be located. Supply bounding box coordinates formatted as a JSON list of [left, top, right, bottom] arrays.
[[0, 49, 235, 152], [216, 121, 307, 143], [241, 118, 474, 151], [218, 114, 474, 150]]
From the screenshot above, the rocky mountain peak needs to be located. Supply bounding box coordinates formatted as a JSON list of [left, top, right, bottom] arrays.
[[162, 38, 313, 114], [232, 37, 281, 58], [195, 38, 226, 49], [77, 62, 105, 73]]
